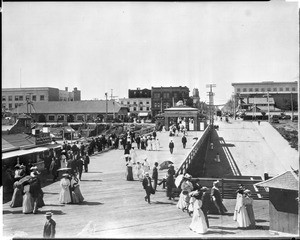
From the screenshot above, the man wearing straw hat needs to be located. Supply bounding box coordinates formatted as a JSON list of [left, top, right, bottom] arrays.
[[43, 212, 56, 238]]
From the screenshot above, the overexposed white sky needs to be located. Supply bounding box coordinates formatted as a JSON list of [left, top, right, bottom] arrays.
[[2, 1, 299, 105]]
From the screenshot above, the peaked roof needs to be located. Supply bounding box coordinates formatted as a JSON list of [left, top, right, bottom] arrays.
[[11, 100, 127, 114], [254, 170, 299, 191]]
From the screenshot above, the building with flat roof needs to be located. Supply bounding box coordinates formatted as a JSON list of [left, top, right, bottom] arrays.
[[118, 97, 151, 118], [151, 86, 190, 117], [232, 81, 298, 111], [10, 100, 129, 123], [128, 88, 151, 98], [2, 87, 81, 111]]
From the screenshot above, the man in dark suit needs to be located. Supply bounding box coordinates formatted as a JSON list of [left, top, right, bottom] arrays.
[[181, 135, 187, 148], [169, 140, 174, 154], [43, 212, 56, 238], [201, 186, 211, 228], [152, 162, 158, 191], [142, 172, 153, 204]]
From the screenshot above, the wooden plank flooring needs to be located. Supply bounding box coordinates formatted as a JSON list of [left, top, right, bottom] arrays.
[[2, 131, 297, 238]]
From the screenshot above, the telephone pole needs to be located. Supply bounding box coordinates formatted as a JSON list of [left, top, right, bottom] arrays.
[[105, 92, 108, 122], [206, 84, 216, 126], [110, 89, 118, 119]]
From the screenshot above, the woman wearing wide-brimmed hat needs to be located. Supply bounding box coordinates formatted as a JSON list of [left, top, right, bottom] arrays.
[[59, 173, 72, 204], [210, 180, 227, 215], [176, 173, 193, 212]]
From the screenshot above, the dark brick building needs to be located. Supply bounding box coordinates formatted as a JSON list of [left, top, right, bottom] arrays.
[[151, 86, 190, 117], [128, 88, 151, 98]]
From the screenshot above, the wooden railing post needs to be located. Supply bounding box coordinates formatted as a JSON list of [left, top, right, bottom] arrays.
[[221, 178, 224, 199]]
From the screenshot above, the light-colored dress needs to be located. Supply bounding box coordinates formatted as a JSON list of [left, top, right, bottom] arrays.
[[177, 180, 194, 210], [23, 184, 33, 214], [233, 193, 250, 228], [10, 182, 23, 208], [143, 161, 150, 173], [130, 149, 137, 164], [244, 196, 255, 227], [189, 199, 208, 234], [136, 164, 143, 181], [60, 155, 67, 168], [59, 178, 72, 204]]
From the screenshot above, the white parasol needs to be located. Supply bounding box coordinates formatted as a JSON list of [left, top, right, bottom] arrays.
[[175, 174, 184, 188]]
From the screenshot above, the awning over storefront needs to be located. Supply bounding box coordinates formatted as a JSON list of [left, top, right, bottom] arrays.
[[138, 112, 149, 117], [2, 144, 62, 160]]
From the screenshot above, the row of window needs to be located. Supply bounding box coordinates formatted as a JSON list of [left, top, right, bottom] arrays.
[[2, 103, 23, 109], [237, 87, 296, 93], [153, 92, 186, 99], [153, 102, 171, 108], [2, 95, 44, 101], [121, 101, 150, 105], [131, 107, 150, 111]]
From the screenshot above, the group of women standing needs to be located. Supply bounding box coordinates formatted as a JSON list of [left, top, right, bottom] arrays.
[[233, 185, 256, 229], [59, 173, 84, 204]]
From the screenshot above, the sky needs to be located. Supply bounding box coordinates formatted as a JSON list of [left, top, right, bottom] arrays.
[[2, 1, 299, 105]]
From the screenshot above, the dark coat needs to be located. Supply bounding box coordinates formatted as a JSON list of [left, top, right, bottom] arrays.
[[43, 218, 56, 238], [182, 136, 187, 144], [169, 142, 174, 149], [152, 166, 158, 180]]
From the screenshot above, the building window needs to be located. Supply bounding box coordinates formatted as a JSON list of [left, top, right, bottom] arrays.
[[133, 107, 136, 111], [40, 95, 45, 101], [279, 87, 283, 91], [248, 88, 253, 92], [32, 95, 36, 101], [154, 93, 160, 99], [286, 87, 289, 91], [127, 101, 130, 105], [140, 107, 143, 111], [133, 102, 136, 105], [2, 104, 6, 109], [77, 115, 84, 121], [140, 102, 143, 105], [9, 103, 12, 109], [237, 88, 241, 92], [8, 96, 12, 101], [267, 88, 271, 91], [273, 88, 277, 91], [2, 96, 6, 101], [48, 115, 55, 121], [19, 96, 23, 101], [57, 115, 64, 121], [15, 103, 18, 108], [242, 88, 247, 92], [121, 101, 123, 104], [163, 93, 170, 99], [174, 93, 178, 98], [146, 107, 150, 111], [261, 88, 265, 92], [146, 101, 149, 104], [292, 87, 296, 91], [15, 96, 19, 101]]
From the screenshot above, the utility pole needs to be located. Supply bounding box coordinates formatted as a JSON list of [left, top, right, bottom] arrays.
[[110, 89, 118, 119], [206, 84, 216, 126], [291, 92, 294, 122], [105, 92, 108, 122]]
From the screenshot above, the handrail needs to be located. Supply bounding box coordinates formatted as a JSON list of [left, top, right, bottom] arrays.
[[175, 125, 212, 177]]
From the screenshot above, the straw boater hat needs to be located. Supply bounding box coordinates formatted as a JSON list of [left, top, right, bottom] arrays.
[[244, 189, 251, 195], [45, 212, 53, 217], [184, 173, 192, 179], [213, 180, 220, 186], [201, 186, 209, 191], [144, 172, 149, 176], [30, 166, 38, 171], [62, 173, 69, 178]]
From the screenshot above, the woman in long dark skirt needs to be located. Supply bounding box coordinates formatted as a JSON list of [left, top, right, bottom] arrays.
[[166, 173, 176, 200]]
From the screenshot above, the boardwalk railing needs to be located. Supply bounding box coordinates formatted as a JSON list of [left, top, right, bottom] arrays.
[[133, 125, 156, 136], [176, 125, 212, 176], [191, 177, 269, 200]]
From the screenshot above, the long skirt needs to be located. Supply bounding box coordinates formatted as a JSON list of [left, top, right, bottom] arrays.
[[189, 207, 208, 234], [72, 185, 84, 203], [245, 204, 255, 227], [23, 193, 34, 214], [177, 192, 190, 210], [234, 206, 251, 228], [127, 166, 134, 181], [10, 186, 23, 208], [59, 187, 72, 204]]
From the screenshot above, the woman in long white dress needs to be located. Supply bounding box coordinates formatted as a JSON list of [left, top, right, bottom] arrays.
[[22, 182, 33, 214], [136, 162, 143, 181], [189, 198, 208, 234], [177, 174, 194, 211], [59, 174, 72, 204], [233, 191, 250, 228]]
